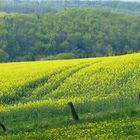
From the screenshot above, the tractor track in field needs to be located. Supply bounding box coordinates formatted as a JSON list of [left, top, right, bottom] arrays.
[[26, 62, 97, 100], [1, 64, 78, 104], [1, 60, 103, 105], [18, 60, 102, 102], [38, 60, 103, 100]]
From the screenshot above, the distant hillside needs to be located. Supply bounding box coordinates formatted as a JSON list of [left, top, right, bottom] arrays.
[[0, 0, 140, 15], [0, 9, 140, 62]]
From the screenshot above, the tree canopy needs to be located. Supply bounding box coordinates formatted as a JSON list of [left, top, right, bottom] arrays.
[[0, 9, 140, 62]]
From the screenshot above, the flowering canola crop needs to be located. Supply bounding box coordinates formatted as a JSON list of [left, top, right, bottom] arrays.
[[0, 53, 140, 139]]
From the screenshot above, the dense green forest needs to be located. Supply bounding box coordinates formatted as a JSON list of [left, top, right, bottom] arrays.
[[0, 9, 140, 62]]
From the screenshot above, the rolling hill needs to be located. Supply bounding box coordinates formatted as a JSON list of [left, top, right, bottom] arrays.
[[0, 53, 140, 139], [1, 0, 140, 15]]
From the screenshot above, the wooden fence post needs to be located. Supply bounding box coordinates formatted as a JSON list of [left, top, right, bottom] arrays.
[[67, 102, 79, 121], [0, 122, 7, 132], [138, 94, 140, 103]]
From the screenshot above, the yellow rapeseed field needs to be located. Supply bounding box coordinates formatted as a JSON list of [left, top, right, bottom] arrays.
[[0, 53, 140, 139]]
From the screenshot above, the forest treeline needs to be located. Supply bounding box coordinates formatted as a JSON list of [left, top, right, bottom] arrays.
[[0, 9, 140, 62]]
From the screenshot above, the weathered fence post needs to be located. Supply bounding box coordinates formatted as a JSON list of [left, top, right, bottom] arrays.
[[0, 122, 7, 132], [138, 94, 140, 103], [67, 102, 79, 121]]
